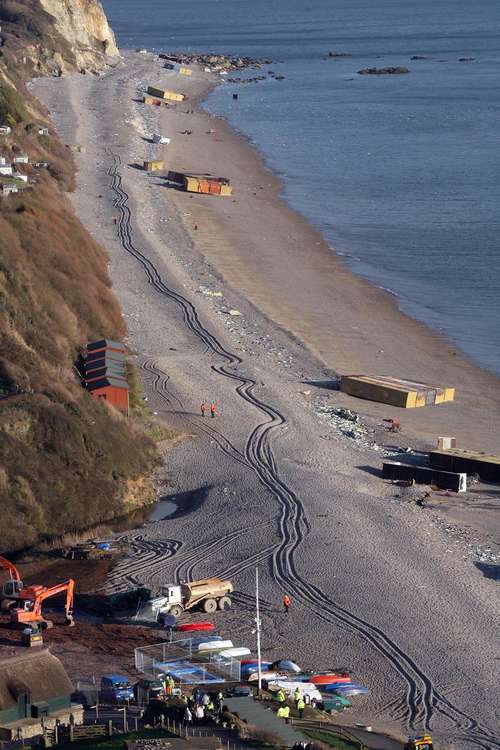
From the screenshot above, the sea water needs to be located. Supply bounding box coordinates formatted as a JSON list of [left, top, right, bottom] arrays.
[[102, 0, 500, 375]]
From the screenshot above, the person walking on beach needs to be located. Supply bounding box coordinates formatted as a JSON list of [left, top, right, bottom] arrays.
[[200, 401, 206, 417], [210, 402, 217, 418], [283, 594, 291, 614]]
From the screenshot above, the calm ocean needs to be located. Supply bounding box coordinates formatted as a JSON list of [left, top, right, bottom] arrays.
[[102, 0, 500, 375]]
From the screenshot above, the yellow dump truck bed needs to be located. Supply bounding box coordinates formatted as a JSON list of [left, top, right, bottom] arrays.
[[181, 577, 233, 605]]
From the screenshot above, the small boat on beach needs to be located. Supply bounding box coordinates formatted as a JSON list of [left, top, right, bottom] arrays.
[[175, 622, 214, 633], [310, 674, 352, 686]]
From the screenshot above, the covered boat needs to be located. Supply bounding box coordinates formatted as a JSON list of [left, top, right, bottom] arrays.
[[310, 674, 352, 686], [327, 684, 369, 697], [197, 639, 233, 652], [247, 670, 287, 682], [175, 622, 214, 633], [218, 647, 251, 658], [270, 660, 301, 673]]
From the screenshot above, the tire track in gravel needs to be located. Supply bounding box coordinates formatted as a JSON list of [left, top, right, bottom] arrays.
[[107, 153, 498, 749]]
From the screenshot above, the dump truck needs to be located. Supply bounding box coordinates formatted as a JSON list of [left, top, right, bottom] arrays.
[[405, 736, 434, 750], [150, 577, 233, 618]]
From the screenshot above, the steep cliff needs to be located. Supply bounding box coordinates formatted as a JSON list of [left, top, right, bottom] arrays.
[[38, 0, 119, 65], [0, 0, 118, 75], [0, 3, 161, 553]]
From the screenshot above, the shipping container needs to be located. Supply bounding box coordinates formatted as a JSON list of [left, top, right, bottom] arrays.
[[183, 174, 232, 196], [383, 462, 466, 492], [147, 86, 185, 102], [429, 449, 500, 483], [86, 339, 126, 354], [87, 377, 130, 414], [144, 160, 165, 172], [143, 96, 162, 106], [340, 374, 454, 408]]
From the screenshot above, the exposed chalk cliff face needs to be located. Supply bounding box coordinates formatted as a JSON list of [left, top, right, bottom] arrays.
[[0, 0, 119, 76], [38, 0, 119, 67]]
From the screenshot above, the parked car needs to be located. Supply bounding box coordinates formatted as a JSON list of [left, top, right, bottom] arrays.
[[100, 674, 134, 704]]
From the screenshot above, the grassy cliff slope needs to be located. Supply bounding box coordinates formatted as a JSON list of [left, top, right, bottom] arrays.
[[0, 1, 161, 552]]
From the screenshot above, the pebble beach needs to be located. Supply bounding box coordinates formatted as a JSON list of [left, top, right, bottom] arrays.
[[31, 51, 500, 749]]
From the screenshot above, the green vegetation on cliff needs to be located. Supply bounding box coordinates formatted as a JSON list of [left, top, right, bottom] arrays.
[[0, 2, 161, 552]]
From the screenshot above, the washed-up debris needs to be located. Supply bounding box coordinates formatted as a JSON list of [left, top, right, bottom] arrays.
[[200, 287, 223, 297], [332, 407, 358, 423], [228, 309, 242, 316]]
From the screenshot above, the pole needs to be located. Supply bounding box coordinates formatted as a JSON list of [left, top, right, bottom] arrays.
[[255, 567, 262, 694]]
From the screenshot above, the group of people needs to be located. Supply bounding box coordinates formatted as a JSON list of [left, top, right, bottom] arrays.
[[181, 687, 225, 726], [200, 401, 217, 418], [275, 685, 306, 720]]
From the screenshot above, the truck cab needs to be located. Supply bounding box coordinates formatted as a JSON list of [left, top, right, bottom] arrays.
[[2, 580, 24, 598]]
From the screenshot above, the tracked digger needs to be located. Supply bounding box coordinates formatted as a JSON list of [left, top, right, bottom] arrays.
[[0, 555, 75, 628]]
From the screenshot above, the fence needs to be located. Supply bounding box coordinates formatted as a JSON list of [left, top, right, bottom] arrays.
[[135, 639, 241, 685]]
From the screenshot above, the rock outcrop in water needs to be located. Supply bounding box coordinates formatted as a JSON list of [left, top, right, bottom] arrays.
[[358, 66, 410, 75]]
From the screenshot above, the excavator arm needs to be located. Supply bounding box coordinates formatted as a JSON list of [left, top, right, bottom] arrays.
[[0, 555, 21, 582], [33, 579, 75, 618], [11, 579, 75, 627]]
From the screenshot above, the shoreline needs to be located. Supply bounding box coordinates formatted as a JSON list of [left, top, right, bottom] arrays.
[[156, 58, 500, 451], [30, 51, 500, 746]]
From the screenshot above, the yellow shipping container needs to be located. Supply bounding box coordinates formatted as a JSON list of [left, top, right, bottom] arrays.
[[164, 90, 185, 101], [144, 160, 165, 172], [179, 67, 193, 76], [340, 375, 454, 409]]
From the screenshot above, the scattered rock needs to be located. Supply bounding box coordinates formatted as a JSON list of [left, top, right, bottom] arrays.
[[332, 407, 358, 423], [228, 309, 242, 316], [158, 52, 272, 72], [357, 66, 410, 75]]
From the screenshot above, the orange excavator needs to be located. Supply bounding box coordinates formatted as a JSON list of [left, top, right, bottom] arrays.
[[0, 555, 75, 628]]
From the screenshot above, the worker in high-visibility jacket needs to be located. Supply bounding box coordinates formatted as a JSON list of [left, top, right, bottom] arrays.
[[277, 704, 290, 720], [296, 697, 306, 719], [293, 687, 301, 707], [276, 688, 286, 705]]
